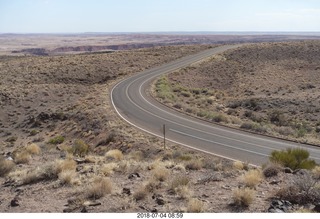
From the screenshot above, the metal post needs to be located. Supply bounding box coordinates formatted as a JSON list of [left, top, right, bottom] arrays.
[[163, 124, 166, 150]]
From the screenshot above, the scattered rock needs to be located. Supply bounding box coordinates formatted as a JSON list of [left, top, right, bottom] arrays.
[[122, 188, 131, 196], [81, 206, 88, 213], [268, 200, 292, 213], [83, 201, 101, 207], [151, 208, 158, 213], [293, 169, 308, 175], [128, 173, 140, 180], [155, 198, 165, 206]]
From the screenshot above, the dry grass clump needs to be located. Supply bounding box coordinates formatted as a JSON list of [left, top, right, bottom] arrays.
[[21, 162, 60, 185], [100, 162, 118, 176], [105, 149, 123, 161], [232, 188, 255, 208], [0, 157, 15, 177], [187, 198, 204, 213], [13, 152, 31, 164], [242, 169, 263, 188], [175, 185, 193, 200], [58, 170, 78, 185], [86, 177, 112, 200], [25, 143, 41, 155], [152, 166, 170, 182], [56, 158, 77, 173], [233, 160, 245, 170]]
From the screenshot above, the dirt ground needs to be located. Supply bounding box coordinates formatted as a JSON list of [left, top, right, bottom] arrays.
[[0, 43, 319, 213]]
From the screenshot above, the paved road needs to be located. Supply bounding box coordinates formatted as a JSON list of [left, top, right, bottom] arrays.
[[111, 45, 320, 165]]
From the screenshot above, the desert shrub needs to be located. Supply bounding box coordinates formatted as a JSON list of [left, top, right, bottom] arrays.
[[0, 157, 15, 177], [270, 148, 316, 170], [180, 90, 192, 98], [274, 126, 295, 136], [48, 136, 65, 145], [275, 172, 320, 204], [232, 188, 255, 208], [170, 175, 190, 191], [25, 143, 41, 155], [212, 114, 228, 123], [242, 169, 263, 188], [262, 163, 281, 178], [133, 187, 148, 201], [185, 159, 202, 170], [86, 177, 112, 200], [312, 166, 320, 179], [269, 110, 287, 126], [105, 149, 123, 161], [152, 166, 169, 182], [72, 139, 89, 157], [177, 154, 192, 161], [240, 122, 267, 133], [187, 198, 204, 213]]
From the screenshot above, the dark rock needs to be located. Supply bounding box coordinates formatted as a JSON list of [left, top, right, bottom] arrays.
[[156, 198, 165, 206], [63, 208, 73, 213], [283, 167, 293, 174], [293, 169, 308, 175], [313, 203, 320, 212], [10, 198, 19, 207], [123, 188, 131, 196], [269, 200, 292, 213], [269, 180, 280, 185], [81, 207, 88, 213], [128, 173, 140, 180], [151, 208, 158, 213]]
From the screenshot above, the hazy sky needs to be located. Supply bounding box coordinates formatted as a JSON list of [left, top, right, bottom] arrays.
[[0, 0, 320, 33]]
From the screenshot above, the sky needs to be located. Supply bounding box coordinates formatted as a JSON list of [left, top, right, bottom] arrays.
[[0, 0, 320, 33]]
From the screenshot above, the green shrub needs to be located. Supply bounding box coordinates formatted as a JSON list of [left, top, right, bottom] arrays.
[[270, 148, 316, 170], [48, 136, 65, 145], [72, 139, 89, 157]]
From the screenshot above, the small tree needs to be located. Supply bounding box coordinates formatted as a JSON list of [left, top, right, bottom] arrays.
[[270, 148, 316, 170]]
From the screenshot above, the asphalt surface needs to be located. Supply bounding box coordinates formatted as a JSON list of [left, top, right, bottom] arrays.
[[111, 45, 320, 165]]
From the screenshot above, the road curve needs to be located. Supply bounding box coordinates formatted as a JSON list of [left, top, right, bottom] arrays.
[[111, 45, 320, 165]]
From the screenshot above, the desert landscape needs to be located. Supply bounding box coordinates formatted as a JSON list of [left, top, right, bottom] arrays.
[[0, 34, 320, 213]]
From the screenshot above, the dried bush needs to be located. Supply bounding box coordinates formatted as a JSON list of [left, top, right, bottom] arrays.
[[101, 162, 118, 176], [187, 198, 204, 213], [232, 188, 255, 208], [263, 163, 281, 178], [105, 149, 123, 161], [0, 157, 15, 177], [13, 152, 31, 164], [58, 170, 77, 185], [242, 169, 263, 188], [270, 148, 316, 170], [72, 139, 89, 157], [175, 185, 192, 200], [170, 175, 190, 191], [275, 172, 320, 204], [185, 159, 202, 170], [233, 160, 247, 170], [86, 177, 112, 200]]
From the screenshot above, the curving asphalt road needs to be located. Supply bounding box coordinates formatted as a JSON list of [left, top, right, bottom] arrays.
[[111, 45, 320, 166]]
